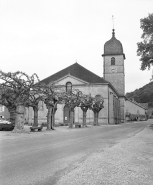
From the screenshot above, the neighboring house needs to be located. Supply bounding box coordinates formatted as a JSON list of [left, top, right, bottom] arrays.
[[27, 29, 147, 126], [0, 104, 10, 120], [142, 102, 153, 119], [125, 99, 147, 121], [147, 107, 153, 118]]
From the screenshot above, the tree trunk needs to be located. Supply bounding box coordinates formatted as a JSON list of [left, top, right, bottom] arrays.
[[82, 111, 87, 127], [96, 112, 99, 126], [52, 106, 57, 127], [33, 106, 38, 127], [50, 113, 54, 130], [93, 112, 99, 126], [81, 107, 88, 127], [9, 106, 16, 126], [52, 107, 57, 129], [94, 112, 97, 126], [69, 110, 74, 128], [47, 106, 52, 130], [13, 103, 25, 132], [51, 113, 55, 130], [52, 104, 57, 128]]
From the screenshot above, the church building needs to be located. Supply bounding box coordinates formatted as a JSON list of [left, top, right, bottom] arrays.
[[27, 29, 147, 125]]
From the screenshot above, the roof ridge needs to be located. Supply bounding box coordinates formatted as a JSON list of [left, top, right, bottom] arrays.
[[74, 63, 103, 78], [40, 62, 76, 82], [40, 62, 109, 85]]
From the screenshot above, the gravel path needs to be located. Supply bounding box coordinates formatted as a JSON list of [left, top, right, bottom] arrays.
[[56, 126, 153, 185]]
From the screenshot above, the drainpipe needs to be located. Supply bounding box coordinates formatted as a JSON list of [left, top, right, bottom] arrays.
[[108, 87, 109, 124]]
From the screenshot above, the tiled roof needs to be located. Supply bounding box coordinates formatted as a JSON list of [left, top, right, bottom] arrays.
[[139, 103, 148, 109], [103, 29, 125, 59], [125, 98, 147, 110], [104, 37, 123, 54], [40, 62, 109, 85]]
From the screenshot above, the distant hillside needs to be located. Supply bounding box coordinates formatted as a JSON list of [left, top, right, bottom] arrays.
[[126, 81, 153, 104]]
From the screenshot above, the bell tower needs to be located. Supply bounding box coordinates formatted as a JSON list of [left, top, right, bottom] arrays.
[[102, 29, 126, 123], [102, 29, 125, 96]]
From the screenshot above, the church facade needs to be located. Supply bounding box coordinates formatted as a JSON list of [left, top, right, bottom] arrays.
[[27, 29, 147, 125]]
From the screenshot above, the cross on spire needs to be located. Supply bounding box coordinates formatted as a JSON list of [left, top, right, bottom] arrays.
[[112, 15, 115, 29], [112, 15, 115, 37]]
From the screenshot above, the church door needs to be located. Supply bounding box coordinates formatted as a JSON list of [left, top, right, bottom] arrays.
[[64, 106, 70, 125], [63, 106, 75, 125]]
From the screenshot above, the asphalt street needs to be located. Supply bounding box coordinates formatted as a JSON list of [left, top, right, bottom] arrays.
[[0, 121, 151, 185]]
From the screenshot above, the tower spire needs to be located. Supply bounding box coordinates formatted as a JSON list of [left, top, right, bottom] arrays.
[[112, 15, 115, 37], [112, 15, 114, 29]]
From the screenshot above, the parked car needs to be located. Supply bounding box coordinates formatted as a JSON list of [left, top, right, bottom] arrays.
[[0, 119, 14, 131]]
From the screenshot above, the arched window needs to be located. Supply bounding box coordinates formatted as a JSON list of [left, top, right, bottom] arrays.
[[111, 57, 115, 65], [66, 82, 72, 92]]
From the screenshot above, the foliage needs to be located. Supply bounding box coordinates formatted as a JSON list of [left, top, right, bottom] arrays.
[[0, 70, 39, 105], [125, 112, 146, 121], [27, 84, 44, 108], [42, 84, 65, 130], [90, 94, 104, 113], [89, 94, 104, 126], [79, 94, 93, 109], [61, 89, 81, 128], [62, 89, 81, 110], [0, 69, 105, 129], [0, 70, 40, 131], [126, 81, 153, 103], [27, 84, 45, 126], [137, 13, 153, 70], [77, 93, 93, 127], [0, 87, 15, 109]]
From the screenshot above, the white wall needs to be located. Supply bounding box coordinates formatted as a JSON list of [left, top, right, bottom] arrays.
[[125, 100, 146, 115]]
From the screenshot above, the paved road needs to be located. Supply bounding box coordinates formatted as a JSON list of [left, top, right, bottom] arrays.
[[0, 121, 150, 185]]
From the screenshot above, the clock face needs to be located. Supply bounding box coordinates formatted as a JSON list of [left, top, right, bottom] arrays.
[[110, 66, 116, 73]]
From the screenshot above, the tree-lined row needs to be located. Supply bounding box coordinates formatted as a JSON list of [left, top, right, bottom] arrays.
[[0, 70, 104, 132]]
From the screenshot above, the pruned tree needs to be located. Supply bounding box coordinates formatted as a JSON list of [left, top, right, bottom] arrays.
[[44, 97, 57, 130], [26, 84, 44, 127], [0, 70, 39, 132], [79, 94, 93, 127], [61, 91, 104, 127], [51, 103, 57, 127], [137, 13, 153, 71], [90, 95, 104, 126], [62, 89, 80, 128], [42, 85, 63, 130]]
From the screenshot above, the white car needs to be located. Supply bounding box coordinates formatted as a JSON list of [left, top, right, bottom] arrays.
[[0, 119, 14, 131]]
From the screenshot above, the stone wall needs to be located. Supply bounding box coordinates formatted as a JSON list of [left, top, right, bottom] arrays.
[[108, 87, 121, 124], [119, 97, 125, 123], [26, 84, 111, 125], [103, 55, 125, 96]]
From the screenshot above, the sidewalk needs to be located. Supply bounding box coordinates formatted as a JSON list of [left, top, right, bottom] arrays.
[[56, 125, 153, 185], [0, 125, 93, 140], [0, 125, 72, 140]]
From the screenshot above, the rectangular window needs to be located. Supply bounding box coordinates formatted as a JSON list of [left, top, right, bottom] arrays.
[[38, 101, 44, 111], [0, 105, 4, 112]]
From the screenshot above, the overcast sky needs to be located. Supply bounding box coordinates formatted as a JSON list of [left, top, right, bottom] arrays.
[[0, 0, 153, 93]]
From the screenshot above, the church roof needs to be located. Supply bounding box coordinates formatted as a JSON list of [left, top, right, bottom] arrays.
[[40, 62, 109, 85], [103, 29, 125, 59]]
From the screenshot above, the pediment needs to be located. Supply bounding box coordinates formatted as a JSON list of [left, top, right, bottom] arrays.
[[51, 74, 89, 86]]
